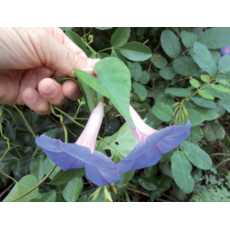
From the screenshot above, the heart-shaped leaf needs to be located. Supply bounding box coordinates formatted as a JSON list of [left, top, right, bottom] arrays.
[[74, 57, 134, 127]]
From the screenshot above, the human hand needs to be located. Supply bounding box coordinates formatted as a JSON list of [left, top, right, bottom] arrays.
[[0, 27, 99, 114]]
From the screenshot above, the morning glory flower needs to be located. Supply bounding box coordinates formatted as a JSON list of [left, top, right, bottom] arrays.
[[117, 105, 191, 175], [220, 46, 230, 56], [35, 102, 123, 187]]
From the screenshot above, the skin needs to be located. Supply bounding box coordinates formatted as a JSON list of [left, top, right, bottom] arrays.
[[0, 27, 100, 114]]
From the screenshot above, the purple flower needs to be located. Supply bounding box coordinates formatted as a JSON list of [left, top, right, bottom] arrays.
[[220, 46, 230, 56], [35, 102, 123, 187], [117, 106, 191, 174]]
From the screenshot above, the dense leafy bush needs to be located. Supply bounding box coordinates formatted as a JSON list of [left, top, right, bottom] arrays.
[[1, 27, 230, 202]]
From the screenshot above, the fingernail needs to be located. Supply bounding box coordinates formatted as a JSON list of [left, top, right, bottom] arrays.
[[42, 83, 57, 97], [25, 90, 38, 102], [87, 58, 100, 68]]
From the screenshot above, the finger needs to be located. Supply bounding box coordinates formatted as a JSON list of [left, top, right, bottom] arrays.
[[46, 27, 87, 58], [38, 78, 67, 105], [22, 88, 51, 114], [62, 80, 82, 101], [32, 28, 100, 77]]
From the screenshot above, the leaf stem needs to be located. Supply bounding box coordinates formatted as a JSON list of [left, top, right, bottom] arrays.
[[7, 165, 57, 202], [98, 47, 115, 53], [0, 168, 18, 184], [11, 104, 36, 138]]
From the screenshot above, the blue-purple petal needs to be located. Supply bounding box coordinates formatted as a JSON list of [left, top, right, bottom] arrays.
[[220, 46, 230, 56], [117, 120, 191, 174], [35, 134, 123, 186]]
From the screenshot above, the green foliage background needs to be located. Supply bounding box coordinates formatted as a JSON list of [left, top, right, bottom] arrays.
[[1, 27, 230, 202]]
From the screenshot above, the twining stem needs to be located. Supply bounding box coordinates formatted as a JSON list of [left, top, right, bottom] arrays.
[[0, 168, 17, 184], [11, 104, 36, 138], [74, 101, 83, 119], [0, 123, 10, 161], [50, 104, 68, 143], [7, 165, 57, 202], [8, 103, 70, 202], [55, 107, 85, 128]]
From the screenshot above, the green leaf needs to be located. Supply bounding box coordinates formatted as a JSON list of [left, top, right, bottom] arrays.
[[133, 82, 148, 101], [103, 187, 113, 202], [140, 71, 150, 84], [201, 75, 210, 83], [95, 27, 113, 30], [111, 50, 128, 66], [111, 27, 130, 47], [165, 88, 192, 97], [191, 97, 216, 109], [160, 30, 180, 58], [60, 27, 74, 31], [44, 128, 58, 138], [173, 56, 200, 76], [74, 75, 97, 113], [119, 42, 152, 61], [150, 190, 161, 202], [49, 168, 85, 185], [100, 123, 136, 158], [144, 165, 158, 177], [198, 89, 214, 100], [30, 156, 44, 181], [119, 170, 135, 186], [63, 178, 83, 202], [151, 102, 173, 122], [196, 107, 219, 121], [158, 176, 172, 191], [211, 84, 230, 93], [218, 55, 230, 73], [216, 71, 230, 84], [42, 157, 60, 179], [180, 141, 212, 170], [40, 190, 56, 202], [138, 176, 158, 191], [199, 27, 230, 49], [152, 55, 168, 69], [192, 168, 202, 182], [219, 98, 230, 113], [210, 51, 221, 65], [129, 62, 142, 81], [180, 31, 198, 48], [97, 53, 110, 59], [172, 183, 186, 201], [30, 198, 44, 202], [189, 125, 203, 141], [187, 109, 204, 127], [65, 30, 87, 54], [159, 163, 173, 178], [203, 122, 225, 142], [5, 123, 16, 143], [159, 67, 176, 80], [78, 195, 88, 202], [193, 42, 217, 77], [3, 175, 39, 202], [190, 78, 200, 88], [171, 151, 195, 194], [74, 57, 134, 127]]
